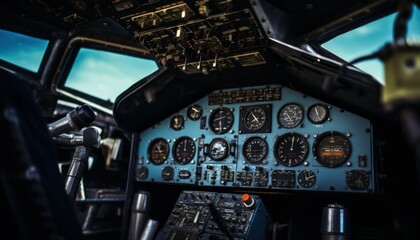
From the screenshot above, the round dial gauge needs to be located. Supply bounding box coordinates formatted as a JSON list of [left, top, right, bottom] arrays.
[[308, 104, 329, 124], [209, 138, 230, 161], [173, 137, 196, 164], [136, 166, 149, 180], [243, 107, 266, 131], [242, 136, 268, 163], [346, 170, 370, 191], [147, 138, 169, 165], [278, 103, 304, 128], [161, 166, 174, 181], [209, 107, 234, 134], [298, 170, 316, 188], [170, 114, 184, 131], [187, 104, 203, 121], [313, 131, 352, 168], [274, 133, 308, 167]]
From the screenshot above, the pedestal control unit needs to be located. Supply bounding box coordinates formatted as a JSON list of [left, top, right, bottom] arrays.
[[155, 191, 272, 240]]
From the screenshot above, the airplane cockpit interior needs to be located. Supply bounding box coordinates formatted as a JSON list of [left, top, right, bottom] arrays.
[[1, 0, 420, 239]]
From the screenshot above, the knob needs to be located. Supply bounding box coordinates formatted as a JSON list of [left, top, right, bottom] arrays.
[[242, 194, 255, 208]]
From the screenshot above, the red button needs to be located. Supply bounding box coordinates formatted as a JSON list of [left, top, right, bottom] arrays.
[[242, 194, 252, 205]]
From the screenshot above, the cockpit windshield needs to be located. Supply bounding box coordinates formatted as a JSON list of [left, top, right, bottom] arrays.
[[65, 47, 159, 103], [322, 7, 420, 84]]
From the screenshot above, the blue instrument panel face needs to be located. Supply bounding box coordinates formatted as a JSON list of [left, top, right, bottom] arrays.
[[135, 85, 374, 193]]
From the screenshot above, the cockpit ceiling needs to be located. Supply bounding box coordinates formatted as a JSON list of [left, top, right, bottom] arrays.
[[1, 0, 398, 74]]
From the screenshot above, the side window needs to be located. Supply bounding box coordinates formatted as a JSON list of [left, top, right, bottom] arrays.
[[0, 29, 49, 73], [321, 7, 420, 84]]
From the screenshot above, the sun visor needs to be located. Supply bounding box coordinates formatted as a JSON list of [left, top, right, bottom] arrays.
[[113, 67, 210, 133]]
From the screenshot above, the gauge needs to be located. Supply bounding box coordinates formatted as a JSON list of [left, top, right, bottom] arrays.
[[170, 114, 184, 130], [147, 138, 169, 165], [298, 170, 316, 188], [243, 107, 266, 131], [346, 170, 370, 191], [173, 137, 196, 164], [209, 107, 234, 134], [187, 104, 203, 121], [136, 166, 148, 180], [208, 138, 230, 161], [277, 103, 304, 128], [161, 166, 174, 181], [242, 136, 268, 163], [313, 131, 351, 168], [308, 104, 329, 124], [274, 133, 308, 167]]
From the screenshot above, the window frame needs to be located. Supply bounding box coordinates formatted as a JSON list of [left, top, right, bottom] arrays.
[[51, 37, 159, 115]]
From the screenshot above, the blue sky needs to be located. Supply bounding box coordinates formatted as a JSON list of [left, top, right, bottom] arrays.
[[65, 48, 158, 103], [323, 7, 420, 84], [0, 29, 49, 72]]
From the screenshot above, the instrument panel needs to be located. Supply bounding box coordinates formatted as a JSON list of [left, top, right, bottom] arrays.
[[136, 85, 374, 193]]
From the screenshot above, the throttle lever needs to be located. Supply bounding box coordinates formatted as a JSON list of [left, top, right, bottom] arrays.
[[48, 104, 96, 137]]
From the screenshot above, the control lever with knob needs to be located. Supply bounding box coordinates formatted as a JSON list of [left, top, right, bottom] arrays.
[[64, 127, 101, 202], [52, 127, 100, 148], [48, 104, 96, 137]]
